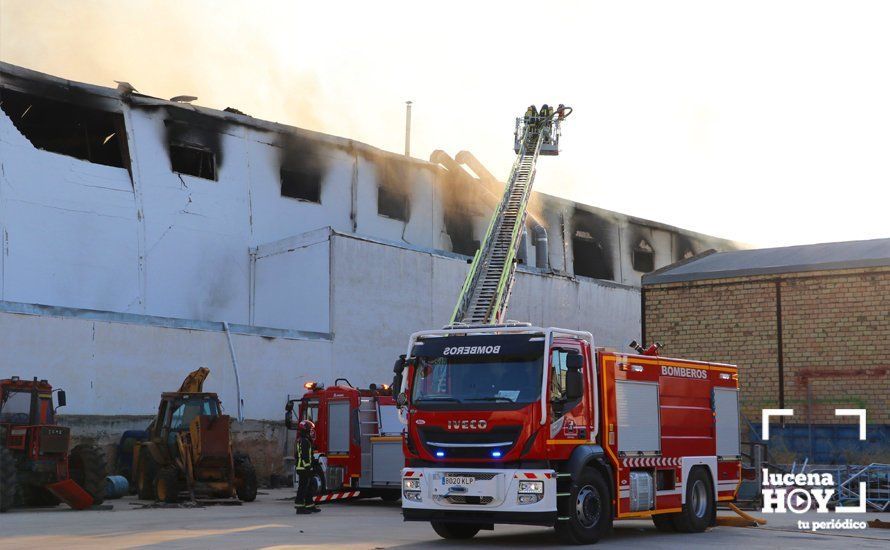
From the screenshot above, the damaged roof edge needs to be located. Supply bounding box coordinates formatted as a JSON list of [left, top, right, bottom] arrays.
[[0, 61, 740, 247]]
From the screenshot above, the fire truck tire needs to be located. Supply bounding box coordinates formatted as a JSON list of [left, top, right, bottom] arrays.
[[556, 467, 612, 544], [69, 444, 107, 506], [155, 467, 181, 503], [234, 454, 258, 502], [0, 446, 16, 512], [672, 467, 714, 533], [430, 521, 481, 539], [651, 513, 678, 532], [136, 447, 158, 501]]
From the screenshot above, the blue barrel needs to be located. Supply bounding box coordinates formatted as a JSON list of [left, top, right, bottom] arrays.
[[105, 475, 129, 499]]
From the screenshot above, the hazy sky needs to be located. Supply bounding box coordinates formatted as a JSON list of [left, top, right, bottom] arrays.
[[2, 0, 888, 247]]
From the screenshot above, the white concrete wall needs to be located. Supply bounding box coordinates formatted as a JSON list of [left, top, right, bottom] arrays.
[[0, 310, 331, 420], [329, 233, 641, 388], [0, 81, 737, 338]]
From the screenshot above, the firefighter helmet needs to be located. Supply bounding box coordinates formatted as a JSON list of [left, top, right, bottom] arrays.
[[298, 419, 316, 440]]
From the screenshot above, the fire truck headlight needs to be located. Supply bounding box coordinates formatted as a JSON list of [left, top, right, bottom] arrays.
[[404, 491, 422, 502], [518, 493, 542, 504], [403, 478, 421, 491], [518, 481, 543, 494]]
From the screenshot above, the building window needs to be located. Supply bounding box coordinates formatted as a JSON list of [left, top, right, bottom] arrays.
[[632, 239, 655, 273], [281, 167, 321, 203], [170, 143, 216, 180], [0, 87, 129, 169], [572, 230, 613, 280], [378, 184, 408, 221]]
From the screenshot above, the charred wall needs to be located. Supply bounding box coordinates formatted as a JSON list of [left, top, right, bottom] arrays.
[[0, 86, 130, 171], [277, 131, 331, 203], [571, 208, 615, 281]]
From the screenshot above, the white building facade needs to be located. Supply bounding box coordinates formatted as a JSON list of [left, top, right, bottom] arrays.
[[0, 63, 740, 423]]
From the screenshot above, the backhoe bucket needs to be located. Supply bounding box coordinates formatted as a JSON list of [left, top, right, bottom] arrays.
[[46, 479, 94, 510]]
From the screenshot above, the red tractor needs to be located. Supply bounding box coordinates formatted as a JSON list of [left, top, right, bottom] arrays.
[[0, 377, 108, 512]]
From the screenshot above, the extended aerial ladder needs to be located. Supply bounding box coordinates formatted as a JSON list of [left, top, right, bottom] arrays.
[[449, 107, 570, 326]]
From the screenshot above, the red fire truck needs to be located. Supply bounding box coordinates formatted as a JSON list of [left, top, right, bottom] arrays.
[[287, 379, 402, 502], [391, 109, 741, 543], [394, 327, 741, 542]]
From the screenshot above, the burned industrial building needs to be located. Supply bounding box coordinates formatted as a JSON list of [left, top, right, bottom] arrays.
[[0, 62, 741, 477]]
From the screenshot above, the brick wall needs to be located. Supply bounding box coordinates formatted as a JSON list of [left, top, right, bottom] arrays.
[[643, 267, 890, 426]]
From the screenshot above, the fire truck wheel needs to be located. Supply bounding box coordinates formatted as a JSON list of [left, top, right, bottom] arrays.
[[430, 521, 481, 539], [651, 513, 677, 532], [136, 447, 158, 501], [0, 447, 18, 512], [234, 454, 258, 502], [556, 467, 612, 544], [69, 444, 107, 505], [155, 467, 181, 503], [672, 467, 714, 533]]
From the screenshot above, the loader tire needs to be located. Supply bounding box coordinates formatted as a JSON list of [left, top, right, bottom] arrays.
[[69, 444, 107, 506], [672, 467, 714, 533], [155, 467, 181, 503], [0, 446, 17, 512], [234, 454, 258, 502], [136, 447, 158, 501], [555, 467, 613, 544]]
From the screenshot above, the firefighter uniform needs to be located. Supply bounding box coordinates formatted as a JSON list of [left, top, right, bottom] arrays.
[[295, 430, 319, 514]]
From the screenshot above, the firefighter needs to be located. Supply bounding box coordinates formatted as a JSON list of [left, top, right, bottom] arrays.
[[539, 104, 553, 141], [524, 104, 538, 126], [294, 419, 321, 514]]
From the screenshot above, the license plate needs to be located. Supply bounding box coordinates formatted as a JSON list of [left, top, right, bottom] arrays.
[[443, 476, 474, 486]]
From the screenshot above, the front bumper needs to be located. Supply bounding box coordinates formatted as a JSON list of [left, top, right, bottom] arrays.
[[401, 467, 557, 525]]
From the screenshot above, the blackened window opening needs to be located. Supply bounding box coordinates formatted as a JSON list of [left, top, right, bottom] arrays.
[[378, 184, 408, 221], [170, 143, 216, 180], [632, 240, 655, 273], [281, 167, 321, 203], [0, 87, 129, 169], [572, 233, 613, 280]]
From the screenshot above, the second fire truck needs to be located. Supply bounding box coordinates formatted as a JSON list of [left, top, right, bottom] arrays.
[[392, 109, 741, 543]]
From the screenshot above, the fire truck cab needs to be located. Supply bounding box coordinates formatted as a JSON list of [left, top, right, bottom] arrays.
[[288, 380, 402, 502], [394, 325, 741, 544]]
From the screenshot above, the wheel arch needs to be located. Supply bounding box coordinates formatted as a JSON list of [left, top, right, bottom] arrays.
[[680, 457, 717, 504], [565, 445, 614, 501]]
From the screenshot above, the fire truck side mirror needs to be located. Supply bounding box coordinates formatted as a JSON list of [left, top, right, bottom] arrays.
[[56, 390, 67, 409], [391, 373, 403, 398]]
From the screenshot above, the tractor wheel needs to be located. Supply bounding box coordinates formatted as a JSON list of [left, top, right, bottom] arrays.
[[0, 447, 18, 512], [69, 444, 107, 506], [155, 467, 181, 503], [234, 454, 258, 502], [136, 447, 158, 501]]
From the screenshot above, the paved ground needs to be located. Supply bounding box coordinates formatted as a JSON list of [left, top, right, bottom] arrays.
[[1, 489, 888, 549]]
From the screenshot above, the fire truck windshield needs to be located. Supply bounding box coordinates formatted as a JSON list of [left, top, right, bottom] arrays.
[[411, 353, 544, 408]]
